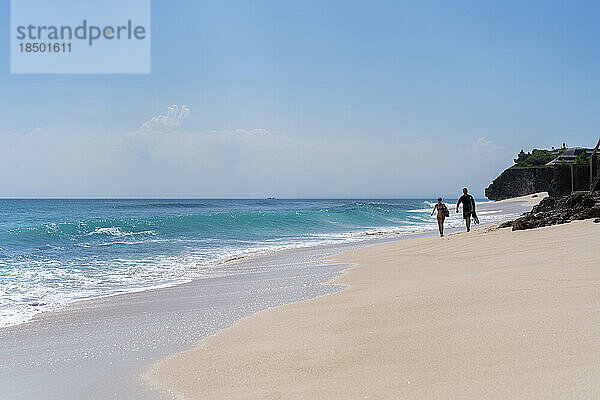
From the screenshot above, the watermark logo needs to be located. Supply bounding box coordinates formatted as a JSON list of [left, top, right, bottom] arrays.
[[11, 0, 151, 74]]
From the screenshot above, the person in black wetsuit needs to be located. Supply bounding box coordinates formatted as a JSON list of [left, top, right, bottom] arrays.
[[456, 187, 475, 232]]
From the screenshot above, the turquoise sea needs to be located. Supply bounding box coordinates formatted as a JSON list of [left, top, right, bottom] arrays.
[[0, 198, 498, 327]]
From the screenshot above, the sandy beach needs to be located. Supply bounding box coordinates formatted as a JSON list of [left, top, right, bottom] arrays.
[[147, 196, 600, 399]]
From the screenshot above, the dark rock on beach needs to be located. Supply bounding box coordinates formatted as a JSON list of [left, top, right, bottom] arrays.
[[497, 220, 514, 229], [511, 192, 600, 231]]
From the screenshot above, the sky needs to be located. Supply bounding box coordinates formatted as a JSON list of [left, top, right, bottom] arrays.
[[1, 0, 599, 198]]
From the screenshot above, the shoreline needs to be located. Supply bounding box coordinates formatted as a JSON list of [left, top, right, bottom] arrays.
[[1, 228, 428, 330], [146, 193, 600, 399], [0, 240, 359, 400], [0, 194, 540, 399], [0, 195, 532, 330]]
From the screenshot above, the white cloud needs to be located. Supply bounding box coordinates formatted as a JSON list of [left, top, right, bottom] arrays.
[[0, 124, 516, 198], [140, 105, 191, 131], [473, 136, 493, 148], [209, 128, 271, 136], [471, 136, 512, 153]]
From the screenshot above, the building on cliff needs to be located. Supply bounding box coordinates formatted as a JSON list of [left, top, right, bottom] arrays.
[[545, 147, 594, 166], [485, 139, 600, 200]]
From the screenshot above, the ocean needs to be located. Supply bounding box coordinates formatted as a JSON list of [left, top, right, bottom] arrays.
[[0, 198, 501, 328]]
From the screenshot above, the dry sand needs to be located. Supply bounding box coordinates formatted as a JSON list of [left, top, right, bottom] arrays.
[[147, 196, 600, 399], [494, 191, 548, 207]]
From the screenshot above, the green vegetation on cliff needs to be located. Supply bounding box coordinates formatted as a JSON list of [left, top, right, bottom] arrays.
[[574, 153, 590, 165], [510, 147, 565, 168]]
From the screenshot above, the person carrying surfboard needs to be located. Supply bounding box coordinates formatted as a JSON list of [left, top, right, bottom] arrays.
[[456, 188, 477, 232]]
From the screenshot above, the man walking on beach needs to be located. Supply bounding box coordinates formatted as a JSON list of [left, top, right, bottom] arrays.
[[456, 188, 476, 232]]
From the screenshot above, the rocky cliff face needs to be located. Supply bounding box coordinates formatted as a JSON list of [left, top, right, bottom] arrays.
[[485, 167, 554, 200]]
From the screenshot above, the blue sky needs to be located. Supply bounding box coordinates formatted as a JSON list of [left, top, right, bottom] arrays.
[[1, 1, 599, 197]]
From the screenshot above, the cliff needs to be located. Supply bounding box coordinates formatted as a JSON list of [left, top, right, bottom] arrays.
[[485, 167, 554, 200], [485, 146, 595, 200]]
